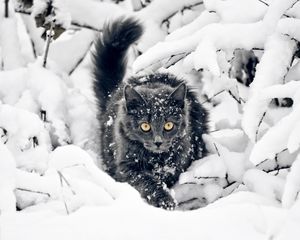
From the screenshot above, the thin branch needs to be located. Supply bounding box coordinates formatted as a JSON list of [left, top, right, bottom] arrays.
[[58, 171, 70, 215], [225, 181, 238, 189], [61, 163, 86, 170], [256, 148, 288, 170], [161, 1, 204, 26], [164, 53, 187, 69], [264, 165, 291, 174], [5, 0, 9, 18], [213, 143, 220, 156], [57, 171, 76, 195], [71, 22, 102, 32], [208, 129, 221, 134], [257, 0, 269, 7], [195, 176, 220, 180], [43, 20, 54, 68], [30, 39, 37, 58], [288, 0, 300, 11], [15, 10, 102, 32], [16, 188, 51, 197], [201, 90, 225, 104], [228, 90, 242, 104], [181, 2, 203, 12], [69, 41, 94, 75], [257, 0, 296, 18], [255, 111, 267, 142]]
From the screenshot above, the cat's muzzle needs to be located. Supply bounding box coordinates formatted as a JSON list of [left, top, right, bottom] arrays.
[[144, 142, 171, 153]]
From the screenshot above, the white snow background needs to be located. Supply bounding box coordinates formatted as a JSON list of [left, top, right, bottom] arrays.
[[0, 0, 300, 239]]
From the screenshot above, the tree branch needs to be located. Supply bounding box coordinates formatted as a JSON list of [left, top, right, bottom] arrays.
[[15, 9, 102, 32], [255, 111, 267, 142], [161, 1, 204, 26], [5, 0, 9, 18], [43, 20, 54, 68], [69, 41, 94, 75], [16, 188, 51, 197]]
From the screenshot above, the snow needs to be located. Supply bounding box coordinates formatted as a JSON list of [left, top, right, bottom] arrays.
[[203, 0, 268, 23], [0, 142, 16, 214], [64, 0, 126, 30], [243, 169, 285, 201], [243, 81, 300, 165], [0, 3, 24, 70], [1, 0, 300, 239], [282, 155, 300, 208], [249, 34, 297, 93], [135, 0, 203, 50], [2, 191, 300, 240], [166, 11, 220, 41]]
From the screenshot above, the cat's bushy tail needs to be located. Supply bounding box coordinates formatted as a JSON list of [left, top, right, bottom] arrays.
[[93, 17, 143, 111]]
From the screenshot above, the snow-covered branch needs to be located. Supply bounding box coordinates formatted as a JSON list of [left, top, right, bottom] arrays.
[[133, 0, 299, 74]]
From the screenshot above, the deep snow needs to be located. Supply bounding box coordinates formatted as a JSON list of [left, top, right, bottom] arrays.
[[1, 0, 300, 239]]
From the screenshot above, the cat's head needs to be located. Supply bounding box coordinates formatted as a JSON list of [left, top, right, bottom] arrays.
[[122, 83, 188, 153]]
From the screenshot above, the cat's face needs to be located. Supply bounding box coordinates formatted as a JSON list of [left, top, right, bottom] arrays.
[[123, 83, 187, 153]]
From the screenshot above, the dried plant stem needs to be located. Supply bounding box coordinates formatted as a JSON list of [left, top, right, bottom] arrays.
[[43, 21, 54, 68], [5, 0, 9, 18]]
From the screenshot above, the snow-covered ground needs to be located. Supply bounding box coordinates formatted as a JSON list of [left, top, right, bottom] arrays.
[[1, 0, 300, 239], [3, 191, 300, 240]]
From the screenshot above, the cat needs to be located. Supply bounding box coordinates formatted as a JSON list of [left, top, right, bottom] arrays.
[[92, 17, 208, 209]]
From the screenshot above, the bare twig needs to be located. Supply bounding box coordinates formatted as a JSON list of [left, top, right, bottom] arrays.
[[195, 176, 219, 180], [4, 0, 9, 17], [162, 1, 204, 26], [69, 41, 94, 75], [264, 165, 291, 174], [228, 90, 242, 104], [257, 0, 269, 7], [213, 143, 220, 156], [255, 111, 267, 142], [61, 163, 86, 170], [71, 22, 102, 32], [256, 148, 289, 170], [288, 0, 300, 11], [164, 53, 187, 69], [257, 0, 297, 18], [57, 171, 76, 195], [5, 0, 9, 18], [58, 171, 70, 215], [16, 188, 51, 197], [40, 110, 47, 122], [201, 90, 225, 104], [15, 10, 103, 32], [208, 129, 221, 134], [43, 20, 55, 68]]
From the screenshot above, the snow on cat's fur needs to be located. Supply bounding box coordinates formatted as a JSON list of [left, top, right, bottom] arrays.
[[93, 17, 208, 209]]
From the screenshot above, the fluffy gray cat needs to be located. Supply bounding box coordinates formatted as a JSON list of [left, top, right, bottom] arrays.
[[93, 17, 208, 209]]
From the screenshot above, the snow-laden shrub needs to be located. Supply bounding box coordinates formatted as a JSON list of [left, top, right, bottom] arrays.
[[1, 0, 300, 214]]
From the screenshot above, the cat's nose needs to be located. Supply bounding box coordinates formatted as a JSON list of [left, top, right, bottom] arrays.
[[154, 136, 163, 148]]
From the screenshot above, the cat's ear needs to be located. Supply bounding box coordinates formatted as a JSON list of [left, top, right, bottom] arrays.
[[124, 85, 147, 112], [168, 83, 186, 108]]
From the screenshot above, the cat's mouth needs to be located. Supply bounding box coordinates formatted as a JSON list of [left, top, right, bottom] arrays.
[[143, 143, 171, 153]]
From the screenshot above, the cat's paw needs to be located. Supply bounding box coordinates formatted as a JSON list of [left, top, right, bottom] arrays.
[[147, 190, 177, 210]]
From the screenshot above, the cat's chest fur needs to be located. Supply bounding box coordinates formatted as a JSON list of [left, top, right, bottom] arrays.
[[100, 77, 202, 185]]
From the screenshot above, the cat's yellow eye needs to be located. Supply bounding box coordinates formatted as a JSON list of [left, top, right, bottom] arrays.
[[164, 122, 174, 131], [140, 122, 151, 132]]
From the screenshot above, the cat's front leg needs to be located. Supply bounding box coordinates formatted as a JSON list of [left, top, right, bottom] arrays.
[[146, 182, 177, 210], [118, 163, 176, 209], [133, 173, 176, 210]]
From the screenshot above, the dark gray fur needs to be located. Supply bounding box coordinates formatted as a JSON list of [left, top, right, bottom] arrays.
[[93, 17, 208, 209]]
